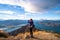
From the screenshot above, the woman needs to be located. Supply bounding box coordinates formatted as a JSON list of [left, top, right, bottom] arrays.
[[28, 19, 34, 38]]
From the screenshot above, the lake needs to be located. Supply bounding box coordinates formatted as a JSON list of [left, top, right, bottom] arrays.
[[0, 20, 60, 34], [34, 21, 60, 34]]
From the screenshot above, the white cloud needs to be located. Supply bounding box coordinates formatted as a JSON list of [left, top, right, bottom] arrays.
[[54, 10, 60, 14], [0, 0, 60, 13], [0, 12, 41, 20], [0, 0, 60, 20], [0, 13, 27, 20], [0, 10, 15, 14], [0, 0, 18, 5]]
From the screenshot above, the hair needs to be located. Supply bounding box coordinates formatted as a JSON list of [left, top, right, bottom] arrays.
[[30, 19, 32, 20]]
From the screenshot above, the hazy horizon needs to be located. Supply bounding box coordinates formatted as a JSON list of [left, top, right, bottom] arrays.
[[0, 19, 59, 21]]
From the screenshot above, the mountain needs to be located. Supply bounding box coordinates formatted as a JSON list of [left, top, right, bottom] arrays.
[[0, 20, 27, 28], [39, 20, 60, 27]]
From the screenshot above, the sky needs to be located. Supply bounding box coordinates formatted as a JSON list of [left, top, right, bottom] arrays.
[[0, 0, 60, 20]]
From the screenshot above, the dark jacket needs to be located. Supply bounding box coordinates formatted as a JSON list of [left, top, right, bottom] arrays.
[[28, 20, 35, 28]]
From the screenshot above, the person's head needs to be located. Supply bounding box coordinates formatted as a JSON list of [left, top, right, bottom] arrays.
[[30, 19, 33, 20]]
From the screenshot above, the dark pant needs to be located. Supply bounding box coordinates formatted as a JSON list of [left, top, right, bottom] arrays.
[[30, 28, 33, 37]]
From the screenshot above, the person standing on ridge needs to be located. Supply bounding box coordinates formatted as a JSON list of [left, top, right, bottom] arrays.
[[28, 19, 35, 38]]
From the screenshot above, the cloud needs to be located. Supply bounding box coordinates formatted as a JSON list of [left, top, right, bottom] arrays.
[[0, 0, 18, 5], [0, 10, 15, 14], [54, 10, 60, 14], [0, 13, 26, 20], [21, 0, 60, 13], [0, 0, 60, 13]]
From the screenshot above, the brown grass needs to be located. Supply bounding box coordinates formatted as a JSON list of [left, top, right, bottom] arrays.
[[0, 30, 60, 40]]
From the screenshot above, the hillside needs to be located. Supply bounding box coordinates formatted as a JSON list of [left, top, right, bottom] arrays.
[[39, 20, 60, 27], [0, 30, 60, 40], [0, 20, 60, 40], [0, 20, 27, 28], [14, 30, 60, 40]]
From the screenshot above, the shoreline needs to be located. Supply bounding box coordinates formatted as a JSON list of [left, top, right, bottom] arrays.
[[0, 25, 60, 40]]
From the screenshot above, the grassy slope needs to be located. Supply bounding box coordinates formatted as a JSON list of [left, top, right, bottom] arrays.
[[0, 28, 60, 40], [0, 30, 60, 40], [5, 30, 59, 40]]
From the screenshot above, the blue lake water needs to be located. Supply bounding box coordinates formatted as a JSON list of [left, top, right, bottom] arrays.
[[0, 21, 60, 34], [34, 21, 60, 34]]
